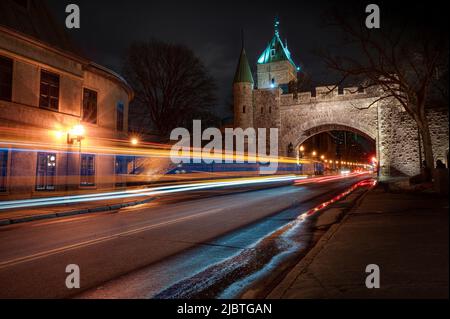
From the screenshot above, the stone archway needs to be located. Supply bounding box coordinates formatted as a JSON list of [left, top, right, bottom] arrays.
[[293, 123, 376, 150], [245, 85, 448, 176], [279, 92, 380, 162]]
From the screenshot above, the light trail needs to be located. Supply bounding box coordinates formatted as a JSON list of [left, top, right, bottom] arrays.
[[0, 175, 306, 210], [0, 172, 371, 211], [293, 171, 369, 185], [0, 139, 316, 165]]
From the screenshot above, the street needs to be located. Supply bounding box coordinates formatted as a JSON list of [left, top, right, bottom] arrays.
[[0, 174, 369, 298]]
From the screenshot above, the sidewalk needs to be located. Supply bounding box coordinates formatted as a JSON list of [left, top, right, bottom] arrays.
[[0, 195, 154, 226], [268, 186, 449, 299]]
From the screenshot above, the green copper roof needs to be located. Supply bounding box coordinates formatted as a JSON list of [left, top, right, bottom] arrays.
[[257, 19, 299, 70], [233, 48, 254, 84]]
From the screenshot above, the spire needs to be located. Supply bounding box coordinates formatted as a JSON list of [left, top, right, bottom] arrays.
[[257, 17, 299, 70], [274, 16, 280, 37], [233, 33, 254, 84]]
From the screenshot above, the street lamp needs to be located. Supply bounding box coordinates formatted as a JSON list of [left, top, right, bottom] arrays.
[[312, 151, 317, 157], [299, 145, 305, 158], [131, 137, 139, 146], [67, 124, 85, 144], [320, 155, 325, 161]]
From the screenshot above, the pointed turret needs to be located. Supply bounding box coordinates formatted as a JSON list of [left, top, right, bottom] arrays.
[[233, 37, 254, 129], [233, 48, 254, 84]]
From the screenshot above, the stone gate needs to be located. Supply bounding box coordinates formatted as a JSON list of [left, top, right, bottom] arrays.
[[232, 21, 448, 177]]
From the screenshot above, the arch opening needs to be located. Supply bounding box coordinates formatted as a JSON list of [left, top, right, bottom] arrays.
[[294, 124, 376, 171]]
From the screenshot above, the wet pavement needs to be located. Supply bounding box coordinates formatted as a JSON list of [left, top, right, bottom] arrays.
[[77, 177, 373, 299]]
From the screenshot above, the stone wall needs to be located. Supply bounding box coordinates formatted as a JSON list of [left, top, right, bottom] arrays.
[[249, 85, 449, 177], [277, 87, 379, 157], [256, 60, 296, 89], [233, 83, 254, 129]]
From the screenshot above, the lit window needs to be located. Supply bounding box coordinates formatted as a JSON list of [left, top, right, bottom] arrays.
[[39, 70, 59, 110], [115, 155, 129, 175], [0, 149, 8, 192], [36, 152, 56, 191], [80, 154, 95, 186], [82, 88, 97, 124]]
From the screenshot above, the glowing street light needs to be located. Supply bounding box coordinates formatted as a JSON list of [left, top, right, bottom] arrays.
[[67, 124, 85, 144], [131, 138, 139, 146], [320, 155, 325, 160], [299, 145, 305, 159], [312, 151, 317, 157]]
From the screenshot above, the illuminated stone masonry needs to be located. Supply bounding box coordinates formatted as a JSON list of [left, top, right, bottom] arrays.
[[233, 20, 449, 177]]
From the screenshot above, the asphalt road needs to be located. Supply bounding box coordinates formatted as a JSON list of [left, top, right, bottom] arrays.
[[0, 174, 369, 298]]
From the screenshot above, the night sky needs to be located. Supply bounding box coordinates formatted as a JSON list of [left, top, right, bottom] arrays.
[[46, 0, 445, 119]]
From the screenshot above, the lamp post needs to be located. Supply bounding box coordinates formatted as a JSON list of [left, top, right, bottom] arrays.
[[67, 124, 85, 190], [130, 137, 139, 174]]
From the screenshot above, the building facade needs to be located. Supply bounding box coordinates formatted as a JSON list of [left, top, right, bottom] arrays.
[[0, 0, 133, 199], [233, 20, 449, 176]]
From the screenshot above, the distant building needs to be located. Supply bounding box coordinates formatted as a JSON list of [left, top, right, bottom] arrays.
[[0, 0, 133, 198]]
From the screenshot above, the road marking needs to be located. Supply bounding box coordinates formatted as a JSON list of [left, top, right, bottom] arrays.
[[0, 208, 224, 270]]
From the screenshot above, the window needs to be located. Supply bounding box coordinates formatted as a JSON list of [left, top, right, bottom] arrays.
[[82, 89, 97, 124], [0, 150, 8, 192], [36, 153, 56, 191], [80, 154, 95, 186], [261, 107, 264, 114], [116, 102, 124, 131], [242, 105, 246, 114], [0, 56, 13, 102], [115, 155, 129, 175], [39, 70, 59, 110]]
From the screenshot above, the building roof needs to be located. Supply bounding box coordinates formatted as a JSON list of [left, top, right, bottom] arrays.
[[0, 0, 82, 56], [0, 0, 134, 100], [233, 48, 254, 84], [257, 19, 299, 70]]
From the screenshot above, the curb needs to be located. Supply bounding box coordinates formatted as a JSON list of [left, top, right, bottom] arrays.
[[266, 185, 373, 299], [0, 197, 155, 227]]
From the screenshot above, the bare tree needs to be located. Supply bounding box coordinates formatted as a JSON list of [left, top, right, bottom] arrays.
[[123, 39, 218, 137], [320, 5, 448, 168]]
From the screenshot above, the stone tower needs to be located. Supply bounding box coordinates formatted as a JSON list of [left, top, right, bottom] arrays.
[[233, 46, 254, 129], [256, 18, 298, 90]]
